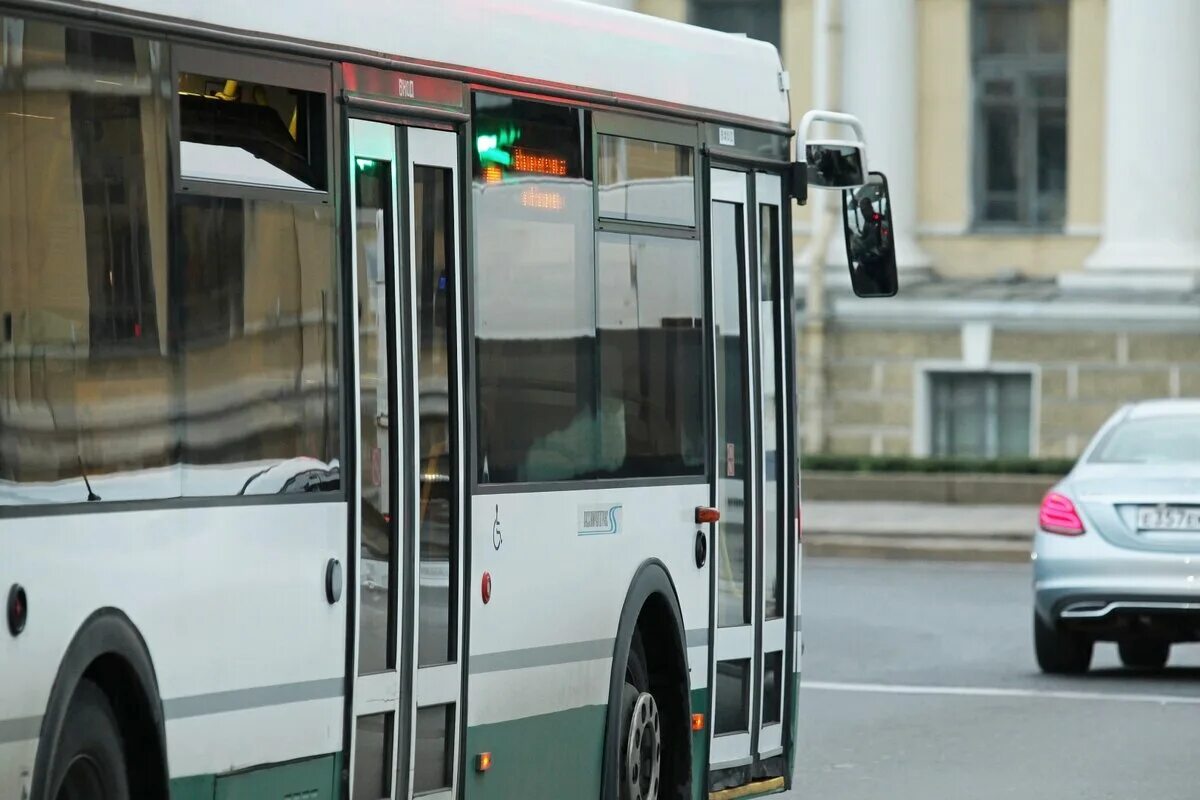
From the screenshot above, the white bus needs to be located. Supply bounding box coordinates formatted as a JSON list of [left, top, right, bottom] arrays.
[[0, 2, 889, 799]]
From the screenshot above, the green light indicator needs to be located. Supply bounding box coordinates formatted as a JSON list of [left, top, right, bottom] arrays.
[[476, 134, 498, 154], [475, 126, 521, 167]]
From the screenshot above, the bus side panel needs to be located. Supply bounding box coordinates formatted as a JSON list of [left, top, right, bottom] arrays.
[[0, 503, 347, 792], [463, 483, 709, 799]]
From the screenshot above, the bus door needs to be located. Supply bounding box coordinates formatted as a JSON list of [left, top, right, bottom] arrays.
[[347, 118, 466, 800], [708, 167, 792, 784]]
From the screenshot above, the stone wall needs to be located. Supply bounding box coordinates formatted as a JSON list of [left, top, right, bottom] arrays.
[[802, 324, 1200, 459]]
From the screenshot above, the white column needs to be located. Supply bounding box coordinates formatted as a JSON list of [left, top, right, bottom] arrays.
[[1084, 0, 1200, 276], [838, 0, 930, 271]]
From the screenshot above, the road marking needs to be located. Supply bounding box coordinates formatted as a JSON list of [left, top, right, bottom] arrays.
[[802, 680, 1200, 706]]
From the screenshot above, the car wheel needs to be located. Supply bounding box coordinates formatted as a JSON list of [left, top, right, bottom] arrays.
[[1034, 612, 1092, 674], [48, 679, 131, 800], [1118, 638, 1170, 670]]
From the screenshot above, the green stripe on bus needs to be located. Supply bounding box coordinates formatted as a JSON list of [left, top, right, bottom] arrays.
[[170, 752, 339, 800], [464, 704, 607, 799], [464, 690, 711, 800], [170, 774, 215, 800]]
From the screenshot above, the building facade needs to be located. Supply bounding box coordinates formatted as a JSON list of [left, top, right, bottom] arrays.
[[592, 0, 1200, 460]]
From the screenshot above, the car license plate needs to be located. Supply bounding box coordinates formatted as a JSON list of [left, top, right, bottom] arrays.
[[1137, 506, 1200, 532]]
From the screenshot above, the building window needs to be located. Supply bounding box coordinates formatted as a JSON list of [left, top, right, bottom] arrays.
[[972, 0, 1068, 228], [929, 371, 1032, 459], [690, 0, 782, 52]]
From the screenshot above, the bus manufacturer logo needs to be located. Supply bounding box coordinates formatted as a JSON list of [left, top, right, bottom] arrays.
[[578, 503, 622, 536]]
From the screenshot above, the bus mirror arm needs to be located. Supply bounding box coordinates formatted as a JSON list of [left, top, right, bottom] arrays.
[[787, 161, 808, 205]]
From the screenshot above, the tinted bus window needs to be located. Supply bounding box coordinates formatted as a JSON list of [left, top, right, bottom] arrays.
[[472, 94, 705, 483], [173, 196, 339, 496], [472, 94, 595, 484], [0, 21, 173, 504], [0, 19, 340, 506], [597, 134, 695, 226]]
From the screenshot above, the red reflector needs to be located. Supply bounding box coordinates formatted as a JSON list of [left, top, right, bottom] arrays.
[[1039, 492, 1085, 536], [695, 506, 720, 524], [691, 713, 705, 731]]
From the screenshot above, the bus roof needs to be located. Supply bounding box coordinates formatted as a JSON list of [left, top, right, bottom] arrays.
[[77, 0, 791, 128]]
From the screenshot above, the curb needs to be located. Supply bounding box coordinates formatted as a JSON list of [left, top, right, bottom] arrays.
[[803, 532, 1032, 564]]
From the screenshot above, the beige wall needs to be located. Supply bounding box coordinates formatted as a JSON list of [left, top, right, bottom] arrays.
[[782, 0, 814, 227], [636, 0, 686, 22], [917, 0, 971, 235], [1065, 0, 1105, 234], [921, 233, 1098, 278], [812, 326, 1200, 458]]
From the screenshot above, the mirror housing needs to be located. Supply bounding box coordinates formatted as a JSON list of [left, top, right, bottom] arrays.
[[841, 171, 898, 298]]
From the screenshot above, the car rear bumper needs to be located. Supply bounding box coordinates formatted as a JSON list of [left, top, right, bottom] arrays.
[[1034, 529, 1200, 640]]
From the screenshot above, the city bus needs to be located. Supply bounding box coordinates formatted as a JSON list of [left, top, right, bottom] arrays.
[[0, 2, 886, 798]]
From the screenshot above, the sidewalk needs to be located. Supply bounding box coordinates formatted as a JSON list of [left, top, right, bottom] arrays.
[[801, 500, 1036, 562]]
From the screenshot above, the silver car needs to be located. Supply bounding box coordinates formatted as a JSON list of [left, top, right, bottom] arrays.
[[1033, 398, 1200, 674]]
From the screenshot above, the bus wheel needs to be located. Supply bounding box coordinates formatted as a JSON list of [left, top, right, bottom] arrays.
[[49, 680, 131, 800], [620, 634, 661, 800]]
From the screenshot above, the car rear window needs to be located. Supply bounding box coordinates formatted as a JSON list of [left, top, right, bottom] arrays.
[[1090, 415, 1200, 464]]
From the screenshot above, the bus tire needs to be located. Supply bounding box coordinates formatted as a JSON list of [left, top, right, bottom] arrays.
[[603, 562, 690, 800], [32, 609, 168, 800], [46, 679, 131, 800], [619, 633, 661, 800]]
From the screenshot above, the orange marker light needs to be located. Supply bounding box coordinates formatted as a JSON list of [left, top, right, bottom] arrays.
[[691, 713, 705, 732], [476, 752, 492, 772]]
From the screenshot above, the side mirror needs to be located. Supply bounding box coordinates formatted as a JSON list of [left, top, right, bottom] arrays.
[[805, 141, 866, 189], [841, 171, 898, 298]]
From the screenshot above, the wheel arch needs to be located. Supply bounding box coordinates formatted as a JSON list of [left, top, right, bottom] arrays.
[[31, 607, 169, 800], [601, 558, 693, 800]]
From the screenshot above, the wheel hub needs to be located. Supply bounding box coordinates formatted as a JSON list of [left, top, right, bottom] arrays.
[[624, 691, 662, 800]]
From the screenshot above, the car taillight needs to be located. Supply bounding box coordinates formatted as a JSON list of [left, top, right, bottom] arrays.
[[1039, 492, 1086, 536]]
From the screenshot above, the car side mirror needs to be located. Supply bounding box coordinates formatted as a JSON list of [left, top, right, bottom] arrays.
[[805, 141, 866, 189], [841, 171, 898, 298]]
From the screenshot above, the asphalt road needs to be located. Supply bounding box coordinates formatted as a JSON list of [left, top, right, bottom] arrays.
[[782, 559, 1200, 800]]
